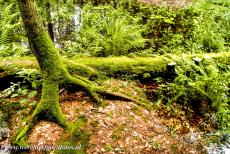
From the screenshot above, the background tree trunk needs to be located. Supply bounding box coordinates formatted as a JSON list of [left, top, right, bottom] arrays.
[[46, 1, 54, 41]]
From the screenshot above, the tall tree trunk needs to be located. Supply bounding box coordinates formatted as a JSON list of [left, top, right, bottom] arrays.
[[15, 0, 135, 147], [16, 0, 70, 142]]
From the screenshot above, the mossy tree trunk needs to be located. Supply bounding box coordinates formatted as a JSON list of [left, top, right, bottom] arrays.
[[17, 0, 72, 129], [15, 0, 134, 146]]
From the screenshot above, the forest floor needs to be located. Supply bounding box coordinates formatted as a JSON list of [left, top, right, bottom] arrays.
[[0, 79, 212, 153]]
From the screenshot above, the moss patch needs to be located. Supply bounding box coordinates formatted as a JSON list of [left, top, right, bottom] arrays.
[[56, 115, 90, 154]]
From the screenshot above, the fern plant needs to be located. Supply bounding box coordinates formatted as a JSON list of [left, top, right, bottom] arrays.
[[156, 57, 230, 132], [64, 4, 146, 57], [0, 1, 28, 57], [189, 0, 230, 53]]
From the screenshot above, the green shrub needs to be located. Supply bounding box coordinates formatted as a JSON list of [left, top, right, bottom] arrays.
[[156, 58, 230, 132], [135, 0, 229, 54], [190, 0, 230, 53], [64, 4, 146, 57], [143, 5, 198, 53]]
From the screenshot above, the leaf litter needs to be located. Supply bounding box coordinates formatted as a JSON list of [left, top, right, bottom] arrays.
[[3, 79, 208, 153]]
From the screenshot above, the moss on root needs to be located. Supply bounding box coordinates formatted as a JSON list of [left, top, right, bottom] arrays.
[[62, 58, 101, 80], [33, 79, 69, 128], [11, 31, 136, 150], [73, 56, 169, 79], [14, 125, 30, 146], [56, 115, 89, 154], [14, 0, 156, 152], [12, 29, 70, 146]]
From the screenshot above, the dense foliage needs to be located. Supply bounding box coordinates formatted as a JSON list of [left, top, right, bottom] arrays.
[[70, 0, 230, 56], [0, 0, 229, 57], [155, 57, 230, 132], [0, 1, 27, 57], [64, 4, 145, 57]]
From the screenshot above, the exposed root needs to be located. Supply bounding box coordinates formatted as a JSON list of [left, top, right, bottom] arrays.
[[88, 91, 102, 107], [67, 75, 137, 105], [95, 89, 138, 102], [13, 74, 138, 148]]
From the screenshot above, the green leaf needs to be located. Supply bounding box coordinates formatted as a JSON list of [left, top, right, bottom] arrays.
[[20, 98, 27, 107], [28, 91, 37, 98], [29, 101, 37, 107], [11, 93, 19, 98], [21, 89, 28, 95]]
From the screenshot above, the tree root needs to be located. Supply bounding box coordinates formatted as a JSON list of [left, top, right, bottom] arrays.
[[13, 74, 137, 147], [67, 75, 137, 106], [14, 125, 31, 146], [95, 89, 138, 102]]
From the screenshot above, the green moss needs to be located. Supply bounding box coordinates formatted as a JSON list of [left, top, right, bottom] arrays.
[[111, 132, 121, 141], [73, 56, 170, 79], [14, 125, 30, 146], [0, 56, 38, 70], [32, 31, 69, 82], [62, 58, 101, 80], [70, 115, 88, 132], [131, 106, 143, 117], [33, 79, 69, 128], [3, 49, 230, 148], [56, 116, 89, 154], [135, 99, 153, 111], [1, 52, 229, 80]]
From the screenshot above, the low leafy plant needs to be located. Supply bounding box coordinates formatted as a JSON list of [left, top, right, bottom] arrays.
[[156, 58, 230, 132], [129, 0, 230, 54], [0, 1, 28, 57], [0, 82, 21, 98], [142, 5, 198, 54], [64, 4, 146, 57], [190, 0, 230, 53], [16, 69, 41, 89]]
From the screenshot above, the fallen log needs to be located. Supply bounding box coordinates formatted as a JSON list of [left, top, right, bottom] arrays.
[[0, 52, 229, 85]]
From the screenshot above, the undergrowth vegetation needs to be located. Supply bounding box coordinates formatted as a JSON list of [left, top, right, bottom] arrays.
[[0, 0, 28, 57], [64, 4, 145, 57], [155, 57, 230, 132], [0, 0, 229, 57], [64, 0, 230, 57]]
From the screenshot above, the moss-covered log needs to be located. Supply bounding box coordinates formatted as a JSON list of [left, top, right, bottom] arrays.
[[1, 52, 229, 81]]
